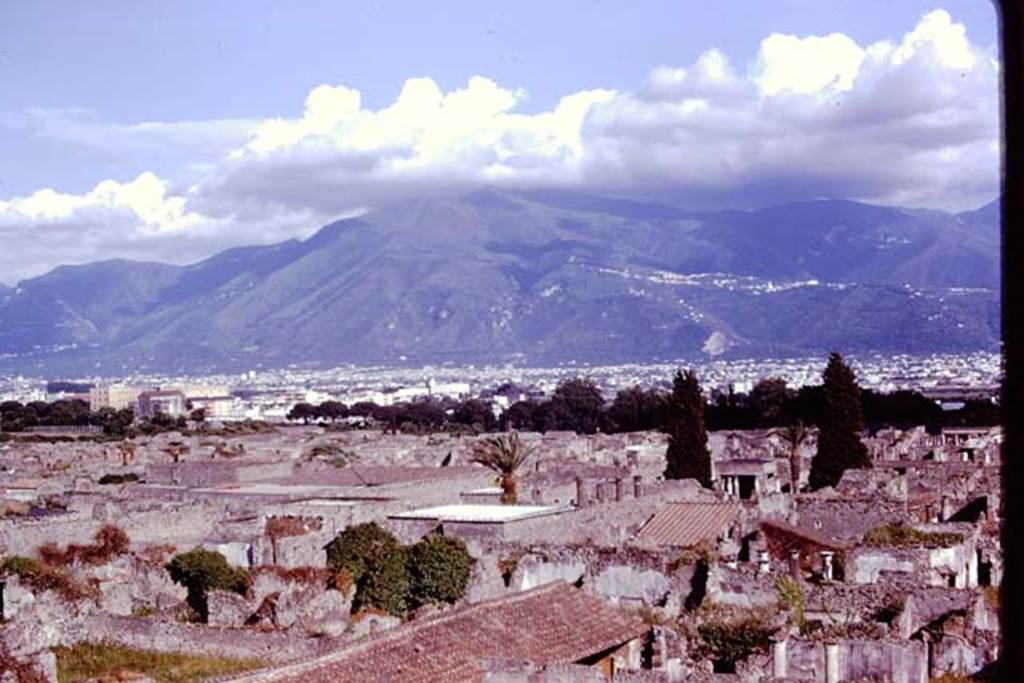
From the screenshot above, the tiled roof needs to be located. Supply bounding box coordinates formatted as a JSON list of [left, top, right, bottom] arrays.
[[226, 581, 646, 683], [635, 502, 741, 548]]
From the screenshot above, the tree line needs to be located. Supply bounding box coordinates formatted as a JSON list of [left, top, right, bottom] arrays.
[[0, 399, 210, 437], [287, 375, 997, 436]]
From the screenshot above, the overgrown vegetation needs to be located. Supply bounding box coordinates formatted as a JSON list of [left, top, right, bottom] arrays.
[[39, 525, 130, 567], [667, 540, 715, 574], [325, 523, 474, 617], [862, 523, 964, 549], [696, 615, 778, 672], [0, 555, 94, 601], [54, 641, 265, 683], [774, 575, 806, 630], [326, 522, 409, 616], [165, 549, 250, 623], [407, 534, 475, 608]]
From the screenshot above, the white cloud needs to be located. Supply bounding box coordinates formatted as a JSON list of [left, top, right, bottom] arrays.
[[0, 9, 1001, 284], [753, 32, 866, 96]]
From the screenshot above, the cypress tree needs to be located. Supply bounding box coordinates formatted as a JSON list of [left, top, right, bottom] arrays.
[[808, 352, 871, 490], [663, 369, 712, 488]]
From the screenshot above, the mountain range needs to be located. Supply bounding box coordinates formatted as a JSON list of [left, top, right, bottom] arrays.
[[0, 189, 1000, 376]]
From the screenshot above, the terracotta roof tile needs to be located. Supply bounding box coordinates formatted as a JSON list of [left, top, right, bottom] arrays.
[[635, 502, 741, 548], [227, 581, 646, 683]]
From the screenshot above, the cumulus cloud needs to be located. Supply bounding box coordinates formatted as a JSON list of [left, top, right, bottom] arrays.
[[0, 173, 319, 283], [0, 9, 1001, 284]]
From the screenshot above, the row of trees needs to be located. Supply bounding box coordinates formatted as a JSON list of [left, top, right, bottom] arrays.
[[0, 399, 134, 436], [0, 399, 216, 438], [288, 377, 996, 437], [663, 353, 872, 492]]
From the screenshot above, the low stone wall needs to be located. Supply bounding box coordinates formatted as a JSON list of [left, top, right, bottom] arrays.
[[0, 503, 217, 558], [79, 615, 335, 663]]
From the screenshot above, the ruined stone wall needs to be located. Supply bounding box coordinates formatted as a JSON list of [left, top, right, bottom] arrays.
[[782, 638, 928, 683], [0, 503, 217, 558], [795, 497, 911, 540], [79, 615, 331, 662]]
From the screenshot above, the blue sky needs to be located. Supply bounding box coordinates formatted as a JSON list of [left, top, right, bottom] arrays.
[[0, 1, 1002, 283]]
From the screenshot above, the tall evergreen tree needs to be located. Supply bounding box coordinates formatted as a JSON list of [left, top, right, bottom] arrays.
[[663, 369, 712, 488], [808, 352, 871, 489]]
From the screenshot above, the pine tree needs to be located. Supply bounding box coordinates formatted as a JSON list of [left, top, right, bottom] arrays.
[[663, 369, 712, 488], [808, 352, 871, 490]]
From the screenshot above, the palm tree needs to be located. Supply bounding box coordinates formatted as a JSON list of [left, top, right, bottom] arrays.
[[471, 434, 533, 504], [776, 421, 809, 493]]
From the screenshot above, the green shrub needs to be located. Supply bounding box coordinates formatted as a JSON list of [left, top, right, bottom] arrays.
[[697, 616, 777, 671], [774, 575, 806, 629], [354, 542, 409, 617], [165, 549, 249, 623], [863, 523, 964, 549], [326, 522, 397, 577], [408, 534, 475, 608], [325, 523, 409, 616]]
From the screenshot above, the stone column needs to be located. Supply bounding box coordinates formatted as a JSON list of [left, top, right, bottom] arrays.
[[788, 550, 801, 581], [820, 551, 835, 582], [575, 477, 587, 508], [825, 642, 840, 683], [772, 639, 788, 678], [595, 482, 606, 503], [614, 478, 624, 502], [633, 474, 643, 498], [941, 495, 955, 521], [757, 550, 771, 574]]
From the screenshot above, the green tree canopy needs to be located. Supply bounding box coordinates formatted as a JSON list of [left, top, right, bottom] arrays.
[[408, 533, 475, 608], [808, 352, 871, 490], [663, 370, 712, 488], [325, 522, 409, 616], [165, 549, 249, 622], [550, 378, 605, 434]]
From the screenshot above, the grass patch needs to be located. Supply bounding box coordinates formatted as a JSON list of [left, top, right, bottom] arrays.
[[54, 642, 265, 683], [863, 523, 964, 549]]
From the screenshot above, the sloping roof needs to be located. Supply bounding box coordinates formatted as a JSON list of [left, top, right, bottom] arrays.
[[226, 581, 646, 683], [760, 519, 850, 551], [636, 502, 741, 548]]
